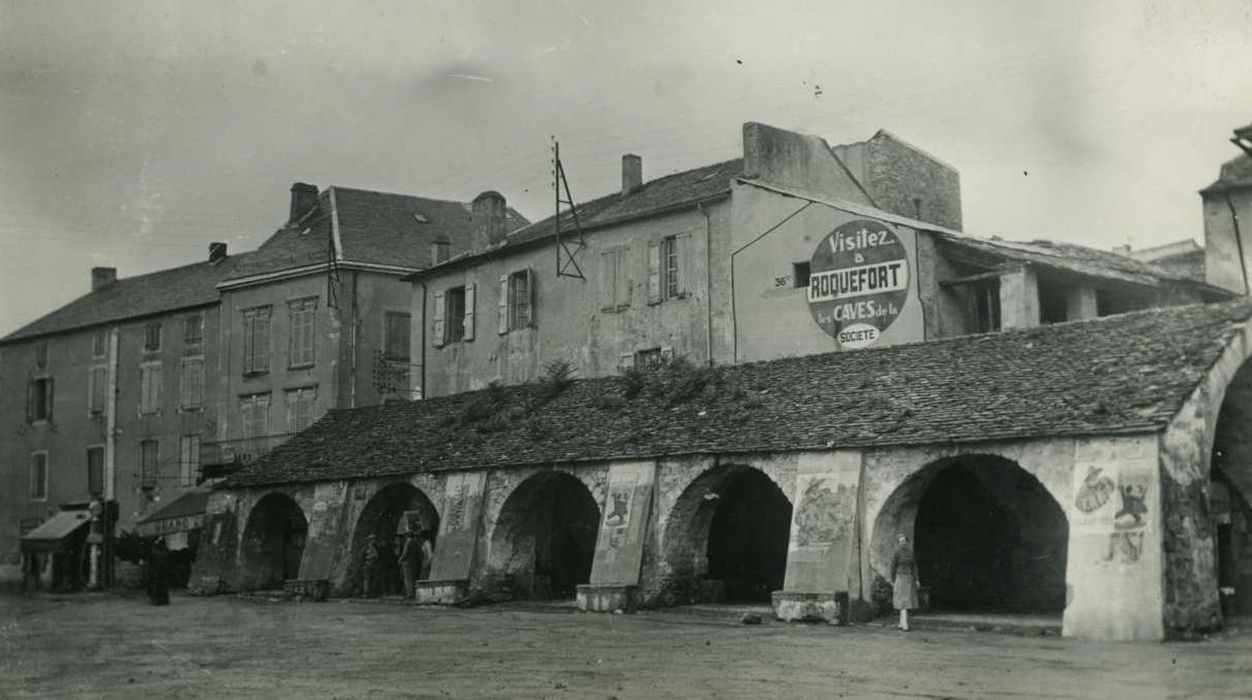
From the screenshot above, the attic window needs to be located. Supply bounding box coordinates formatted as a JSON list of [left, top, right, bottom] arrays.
[[413, 213, 430, 224]]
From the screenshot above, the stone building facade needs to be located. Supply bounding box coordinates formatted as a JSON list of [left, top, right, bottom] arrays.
[[192, 301, 1252, 641], [0, 183, 526, 582], [411, 122, 1223, 397]]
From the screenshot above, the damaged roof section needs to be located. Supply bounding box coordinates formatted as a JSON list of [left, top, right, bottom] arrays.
[[225, 299, 1252, 488]]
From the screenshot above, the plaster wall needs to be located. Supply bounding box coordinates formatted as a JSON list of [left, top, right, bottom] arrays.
[[417, 203, 725, 398]]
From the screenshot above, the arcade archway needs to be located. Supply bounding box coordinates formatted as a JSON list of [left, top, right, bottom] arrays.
[[489, 471, 600, 600], [662, 465, 793, 604], [346, 483, 440, 597], [239, 493, 308, 590], [1210, 358, 1252, 617], [872, 455, 1068, 613]]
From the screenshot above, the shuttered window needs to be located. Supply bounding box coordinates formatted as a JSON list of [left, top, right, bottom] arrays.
[[242, 306, 271, 374], [92, 330, 108, 359], [648, 235, 689, 303], [240, 393, 271, 438], [286, 387, 317, 433], [497, 270, 535, 333], [139, 440, 158, 491], [600, 247, 631, 311], [180, 358, 204, 410], [29, 452, 48, 500], [139, 362, 162, 414], [385, 312, 411, 360], [89, 366, 108, 415], [144, 322, 162, 352], [26, 377, 54, 422], [184, 313, 204, 355], [288, 298, 317, 368], [179, 435, 200, 487]]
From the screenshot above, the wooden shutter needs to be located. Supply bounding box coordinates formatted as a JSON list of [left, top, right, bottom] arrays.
[[45, 378, 53, 422], [617, 247, 631, 308], [675, 233, 691, 297], [600, 251, 615, 311], [432, 290, 446, 347], [523, 269, 535, 327], [647, 240, 661, 304], [463, 283, 476, 341], [25, 380, 34, 423], [498, 274, 509, 334]]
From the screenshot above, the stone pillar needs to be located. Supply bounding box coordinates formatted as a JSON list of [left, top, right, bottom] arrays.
[[297, 482, 350, 584], [999, 266, 1040, 330], [773, 451, 863, 624], [1065, 285, 1099, 321], [1063, 435, 1165, 641], [416, 471, 488, 605], [578, 461, 657, 613]]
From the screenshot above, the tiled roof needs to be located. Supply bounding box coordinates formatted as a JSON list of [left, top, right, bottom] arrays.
[[223, 299, 1252, 488], [223, 186, 530, 281], [936, 232, 1202, 288], [1202, 153, 1252, 194], [413, 159, 742, 276], [1, 253, 257, 343]]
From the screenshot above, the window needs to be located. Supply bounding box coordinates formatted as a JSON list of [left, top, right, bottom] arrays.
[[435, 286, 471, 345], [26, 377, 53, 422], [973, 280, 1002, 333], [240, 393, 271, 438], [139, 439, 158, 491], [143, 322, 162, 352], [29, 452, 48, 501], [286, 387, 317, 433], [180, 358, 204, 410], [87, 446, 104, 496], [635, 346, 674, 367], [647, 234, 689, 303], [92, 330, 108, 359], [179, 435, 200, 488], [184, 313, 204, 354], [600, 247, 631, 311], [242, 306, 272, 374], [288, 298, 317, 368], [498, 270, 534, 333], [139, 362, 162, 414], [89, 366, 108, 415], [385, 312, 412, 360], [793, 262, 811, 289], [430, 239, 450, 265]]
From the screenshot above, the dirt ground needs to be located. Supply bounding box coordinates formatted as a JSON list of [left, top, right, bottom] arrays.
[[2, 591, 1250, 699]]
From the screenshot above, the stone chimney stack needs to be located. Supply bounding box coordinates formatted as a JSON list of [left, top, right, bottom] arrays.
[[471, 191, 508, 250], [622, 154, 642, 194], [209, 242, 228, 262], [289, 182, 319, 224], [91, 267, 117, 292]]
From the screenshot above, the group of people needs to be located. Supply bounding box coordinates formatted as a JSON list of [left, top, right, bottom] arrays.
[[362, 528, 433, 598]]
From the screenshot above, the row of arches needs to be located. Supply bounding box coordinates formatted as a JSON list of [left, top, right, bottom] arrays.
[[235, 455, 1078, 615]]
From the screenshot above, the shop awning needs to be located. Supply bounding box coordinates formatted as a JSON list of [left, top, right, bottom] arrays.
[[135, 488, 210, 537], [20, 509, 92, 553]]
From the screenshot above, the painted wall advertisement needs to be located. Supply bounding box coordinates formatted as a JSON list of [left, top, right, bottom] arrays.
[[806, 219, 911, 350], [590, 462, 655, 586], [1071, 461, 1152, 565]]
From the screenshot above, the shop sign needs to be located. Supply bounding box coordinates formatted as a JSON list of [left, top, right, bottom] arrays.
[[806, 220, 910, 349]]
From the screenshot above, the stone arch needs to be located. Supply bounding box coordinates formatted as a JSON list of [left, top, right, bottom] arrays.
[[344, 482, 441, 597], [659, 463, 793, 604], [238, 492, 308, 591], [487, 470, 601, 600], [869, 454, 1069, 613], [1209, 354, 1252, 616]]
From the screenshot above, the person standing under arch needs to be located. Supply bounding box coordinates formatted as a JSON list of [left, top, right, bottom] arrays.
[[891, 533, 920, 631]]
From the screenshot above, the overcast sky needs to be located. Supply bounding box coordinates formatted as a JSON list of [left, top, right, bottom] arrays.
[[1, 0, 1250, 334]]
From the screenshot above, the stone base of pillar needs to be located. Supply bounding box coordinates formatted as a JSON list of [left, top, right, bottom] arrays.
[[772, 591, 848, 625], [283, 578, 329, 601], [414, 578, 472, 606], [576, 584, 639, 613]]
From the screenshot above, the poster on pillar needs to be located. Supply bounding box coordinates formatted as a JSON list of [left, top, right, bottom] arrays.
[[784, 456, 861, 594], [589, 462, 656, 586], [1071, 451, 1155, 568], [429, 471, 487, 581]]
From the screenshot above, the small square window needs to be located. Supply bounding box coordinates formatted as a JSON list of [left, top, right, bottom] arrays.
[[793, 262, 811, 289], [144, 322, 162, 352], [92, 330, 108, 359]]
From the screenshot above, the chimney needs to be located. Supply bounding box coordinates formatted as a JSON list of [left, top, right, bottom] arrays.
[[91, 267, 117, 292], [209, 242, 228, 263], [471, 191, 508, 250], [289, 182, 319, 224], [1111, 244, 1132, 256], [622, 154, 642, 194]]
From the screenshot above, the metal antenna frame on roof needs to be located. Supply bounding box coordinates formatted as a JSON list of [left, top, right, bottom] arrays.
[[552, 138, 587, 279]]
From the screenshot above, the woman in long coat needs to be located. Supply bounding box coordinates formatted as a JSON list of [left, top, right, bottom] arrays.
[[891, 533, 919, 631]]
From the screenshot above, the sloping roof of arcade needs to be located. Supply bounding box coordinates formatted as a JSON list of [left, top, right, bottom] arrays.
[[223, 299, 1252, 488]]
